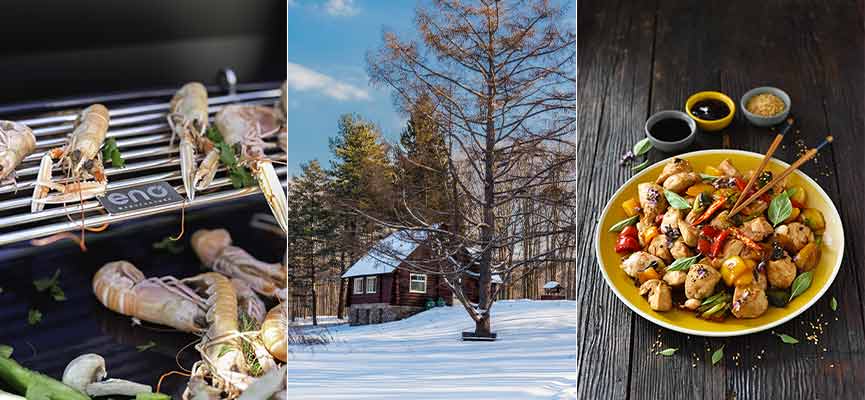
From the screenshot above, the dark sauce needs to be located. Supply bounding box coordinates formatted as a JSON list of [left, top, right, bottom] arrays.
[[649, 118, 691, 142], [690, 99, 730, 120]]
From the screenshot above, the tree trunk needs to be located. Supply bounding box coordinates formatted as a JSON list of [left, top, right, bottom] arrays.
[[475, 314, 491, 337], [336, 251, 346, 319]]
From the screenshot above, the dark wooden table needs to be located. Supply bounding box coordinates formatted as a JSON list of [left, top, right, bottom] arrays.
[[576, 1, 864, 399]]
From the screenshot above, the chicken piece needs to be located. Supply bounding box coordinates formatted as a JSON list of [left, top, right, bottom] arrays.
[[639, 279, 672, 311], [638, 183, 668, 223], [741, 199, 768, 217], [755, 269, 768, 290], [685, 263, 721, 300], [741, 216, 773, 242], [621, 251, 665, 278], [767, 256, 796, 289], [774, 222, 814, 253], [710, 210, 733, 230], [721, 239, 745, 259], [732, 281, 768, 318], [678, 220, 698, 247], [670, 239, 694, 260], [660, 209, 682, 239], [647, 235, 673, 264], [663, 270, 687, 287], [656, 158, 693, 185], [663, 172, 701, 194], [718, 159, 740, 177]]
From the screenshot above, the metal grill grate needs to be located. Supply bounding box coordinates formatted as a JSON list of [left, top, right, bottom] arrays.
[[0, 82, 285, 246]]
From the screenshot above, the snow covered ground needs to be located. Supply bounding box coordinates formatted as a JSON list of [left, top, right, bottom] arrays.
[[288, 300, 577, 399]]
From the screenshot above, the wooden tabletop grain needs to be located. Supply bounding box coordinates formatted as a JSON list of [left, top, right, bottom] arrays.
[[576, 1, 865, 399]]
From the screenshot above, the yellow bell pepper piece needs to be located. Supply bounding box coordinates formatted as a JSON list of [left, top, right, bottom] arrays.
[[784, 207, 800, 224], [641, 226, 660, 246], [704, 166, 722, 176], [637, 267, 660, 284], [685, 183, 715, 197], [721, 256, 753, 287], [622, 197, 640, 217]]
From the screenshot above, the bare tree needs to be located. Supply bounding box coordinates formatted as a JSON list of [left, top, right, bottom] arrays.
[[367, 0, 575, 337]]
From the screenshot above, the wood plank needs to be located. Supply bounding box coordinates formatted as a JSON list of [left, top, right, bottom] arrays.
[[575, 0, 656, 398]]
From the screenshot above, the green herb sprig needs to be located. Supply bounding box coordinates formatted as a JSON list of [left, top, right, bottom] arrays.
[[102, 137, 126, 168], [788, 271, 813, 302], [664, 190, 691, 209], [666, 254, 701, 272], [609, 215, 639, 232], [768, 190, 793, 226], [207, 127, 255, 188], [776, 333, 799, 344], [33, 269, 65, 302], [658, 348, 677, 356], [711, 345, 724, 365], [153, 236, 185, 255], [27, 309, 42, 325]]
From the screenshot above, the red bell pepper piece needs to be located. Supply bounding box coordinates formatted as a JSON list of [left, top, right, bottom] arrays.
[[697, 238, 712, 255], [620, 225, 638, 239], [615, 236, 641, 254], [700, 225, 719, 238], [734, 177, 747, 192], [710, 230, 729, 257]]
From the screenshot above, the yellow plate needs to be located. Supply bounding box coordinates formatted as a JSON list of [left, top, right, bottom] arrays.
[[595, 150, 843, 336]]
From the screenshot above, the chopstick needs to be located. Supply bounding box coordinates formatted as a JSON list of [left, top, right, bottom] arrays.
[[731, 117, 795, 211], [729, 135, 834, 217]]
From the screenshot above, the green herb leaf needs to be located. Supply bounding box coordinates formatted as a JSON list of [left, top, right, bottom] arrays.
[[777, 333, 799, 344], [633, 138, 653, 157], [664, 190, 691, 209], [33, 270, 65, 302], [788, 271, 814, 302], [700, 173, 719, 181], [609, 215, 639, 232], [102, 137, 126, 168], [632, 159, 650, 172], [766, 289, 789, 307], [136, 341, 157, 352], [153, 237, 184, 255], [768, 191, 793, 227], [658, 348, 677, 356], [27, 309, 42, 325], [711, 345, 724, 365], [0, 345, 12, 358], [136, 393, 172, 400], [49, 286, 66, 302], [666, 254, 701, 272], [830, 296, 838, 311]]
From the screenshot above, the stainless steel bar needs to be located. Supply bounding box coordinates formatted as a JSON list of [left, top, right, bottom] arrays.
[[29, 98, 277, 138], [14, 146, 177, 177], [0, 167, 285, 229], [0, 178, 288, 246], [22, 133, 172, 162], [18, 89, 280, 127]]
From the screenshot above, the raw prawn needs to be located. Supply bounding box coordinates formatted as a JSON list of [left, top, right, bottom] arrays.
[[260, 303, 287, 362], [0, 121, 36, 185], [168, 82, 219, 201], [32, 104, 109, 212]]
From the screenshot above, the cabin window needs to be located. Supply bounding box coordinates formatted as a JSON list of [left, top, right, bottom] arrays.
[[409, 274, 427, 293], [353, 277, 364, 294], [366, 276, 377, 294]]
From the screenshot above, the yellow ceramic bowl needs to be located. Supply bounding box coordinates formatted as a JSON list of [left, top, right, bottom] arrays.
[[685, 91, 736, 132], [595, 150, 843, 337]]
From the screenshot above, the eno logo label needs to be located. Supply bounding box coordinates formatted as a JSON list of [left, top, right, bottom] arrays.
[[97, 182, 183, 214]]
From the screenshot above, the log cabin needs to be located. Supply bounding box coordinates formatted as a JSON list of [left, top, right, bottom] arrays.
[[342, 229, 501, 325]]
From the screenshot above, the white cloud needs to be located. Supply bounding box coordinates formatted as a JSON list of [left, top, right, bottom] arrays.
[[286, 62, 371, 101], [324, 0, 359, 17]]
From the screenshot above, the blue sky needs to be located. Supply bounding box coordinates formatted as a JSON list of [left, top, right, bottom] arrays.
[[287, 0, 416, 176]]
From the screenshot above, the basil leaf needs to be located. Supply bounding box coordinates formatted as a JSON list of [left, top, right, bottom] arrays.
[[768, 191, 793, 227], [633, 138, 653, 157], [609, 215, 639, 232], [700, 173, 718, 181], [777, 333, 799, 344], [664, 190, 691, 209], [658, 348, 677, 356], [27, 308, 42, 325], [788, 271, 814, 301], [666, 254, 701, 272], [711, 345, 724, 365], [632, 159, 649, 172], [830, 296, 838, 311]]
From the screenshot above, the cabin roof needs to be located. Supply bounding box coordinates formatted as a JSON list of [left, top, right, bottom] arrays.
[[342, 229, 431, 278]]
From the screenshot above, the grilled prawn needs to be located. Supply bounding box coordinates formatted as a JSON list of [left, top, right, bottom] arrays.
[[31, 104, 109, 212], [0, 120, 36, 184], [168, 82, 219, 201], [215, 105, 287, 232]]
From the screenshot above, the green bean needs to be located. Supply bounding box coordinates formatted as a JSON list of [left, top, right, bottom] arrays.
[[701, 302, 727, 318]]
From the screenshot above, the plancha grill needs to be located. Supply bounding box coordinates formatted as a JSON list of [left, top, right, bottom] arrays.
[[0, 81, 286, 247]]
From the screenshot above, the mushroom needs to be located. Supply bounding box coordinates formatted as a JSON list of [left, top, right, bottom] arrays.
[[86, 379, 152, 397], [62, 353, 152, 397], [62, 354, 107, 392]]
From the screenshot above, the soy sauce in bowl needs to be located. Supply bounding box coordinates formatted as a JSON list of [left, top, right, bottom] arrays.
[[690, 99, 731, 121], [648, 118, 692, 142]]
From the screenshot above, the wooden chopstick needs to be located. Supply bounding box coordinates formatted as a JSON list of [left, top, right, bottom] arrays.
[[729, 135, 834, 217], [731, 117, 795, 211]]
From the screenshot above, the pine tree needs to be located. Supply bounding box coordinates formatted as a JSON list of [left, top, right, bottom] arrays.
[[286, 160, 339, 325]]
